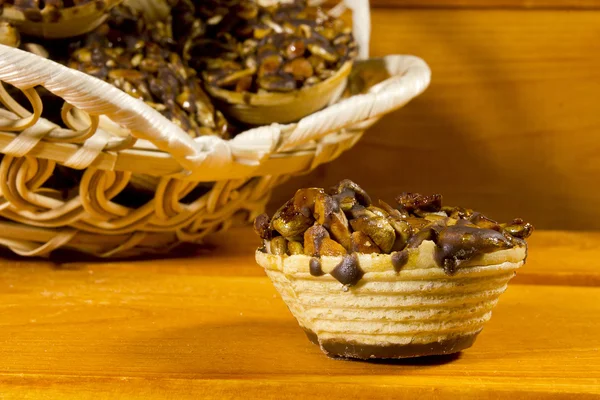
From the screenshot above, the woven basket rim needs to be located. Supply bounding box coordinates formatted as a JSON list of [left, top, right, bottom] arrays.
[[0, 44, 431, 180]]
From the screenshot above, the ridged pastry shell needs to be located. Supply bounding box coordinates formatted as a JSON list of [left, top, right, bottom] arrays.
[[256, 240, 526, 359]]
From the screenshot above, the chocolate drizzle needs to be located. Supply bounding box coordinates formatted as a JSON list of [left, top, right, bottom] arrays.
[[304, 225, 347, 257], [433, 225, 514, 274], [309, 257, 324, 277], [314, 193, 339, 229], [330, 253, 363, 287], [468, 212, 501, 231], [391, 250, 409, 272], [304, 225, 331, 257], [330, 180, 372, 206], [309, 225, 328, 253], [255, 180, 534, 282], [253, 213, 271, 240], [406, 227, 435, 249]]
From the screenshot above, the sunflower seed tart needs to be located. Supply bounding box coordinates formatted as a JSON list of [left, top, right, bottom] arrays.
[[189, 0, 358, 94], [254, 180, 533, 359], [66, 4, 234, 139]]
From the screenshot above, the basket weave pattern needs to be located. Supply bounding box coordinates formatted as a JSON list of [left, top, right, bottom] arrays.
[[0, 24, 430, 257]]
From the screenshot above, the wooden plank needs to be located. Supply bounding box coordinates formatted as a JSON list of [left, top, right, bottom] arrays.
[[515, 230, 600, 286], [271, 9, 600, 231], [0, 375, 598, 399], [0, 264, 598, 398], [364, 0, 600, 9], [2, 228, 596, 286], [198, 228, 600, 286]]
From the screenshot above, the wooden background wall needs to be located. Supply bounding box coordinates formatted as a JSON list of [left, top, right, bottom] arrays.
[[269, 1, 600, 230]]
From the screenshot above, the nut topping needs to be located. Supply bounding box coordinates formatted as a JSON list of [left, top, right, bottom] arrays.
[[191, 0, 357, 94], [255, 180, 534, 276]]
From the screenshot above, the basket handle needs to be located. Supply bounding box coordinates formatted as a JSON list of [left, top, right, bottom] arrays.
[[0, 44, 204, 173], [275, 55, 431, 152]]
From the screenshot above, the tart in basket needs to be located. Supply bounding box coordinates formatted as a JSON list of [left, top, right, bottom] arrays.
[[254, 180, 533, 359], [196, 0, 360, 125]]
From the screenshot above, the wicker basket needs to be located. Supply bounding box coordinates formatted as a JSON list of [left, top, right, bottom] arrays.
[[0, 2, 430, 258]]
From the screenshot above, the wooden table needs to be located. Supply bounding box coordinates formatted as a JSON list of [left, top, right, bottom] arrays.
[[0, 228, 598, 399]]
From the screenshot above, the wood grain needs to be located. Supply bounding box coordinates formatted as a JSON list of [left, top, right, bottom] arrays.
[[365, 0, 600, 9], [200, 228, 600, 287], [0, 268, 598, 398], [2, 227, 597, 286], [271, 9, 600, 230], [0, 227, 597, 285], [515, 230, 600, 286], [0, 230, 598, 398]]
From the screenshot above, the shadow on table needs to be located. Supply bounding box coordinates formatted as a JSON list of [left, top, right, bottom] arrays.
[[353, 352, 461, 366], [0, 242, 216, 264], [109, 320, 465, 377]]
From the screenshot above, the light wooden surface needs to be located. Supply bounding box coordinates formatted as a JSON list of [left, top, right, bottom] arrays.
[[271, 8, 600, 230], [366, 0, 600, 8], [0, 227, 598, 399]]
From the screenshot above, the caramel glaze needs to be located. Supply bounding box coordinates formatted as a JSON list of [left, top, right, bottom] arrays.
[[255, 181, 533, 286]]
